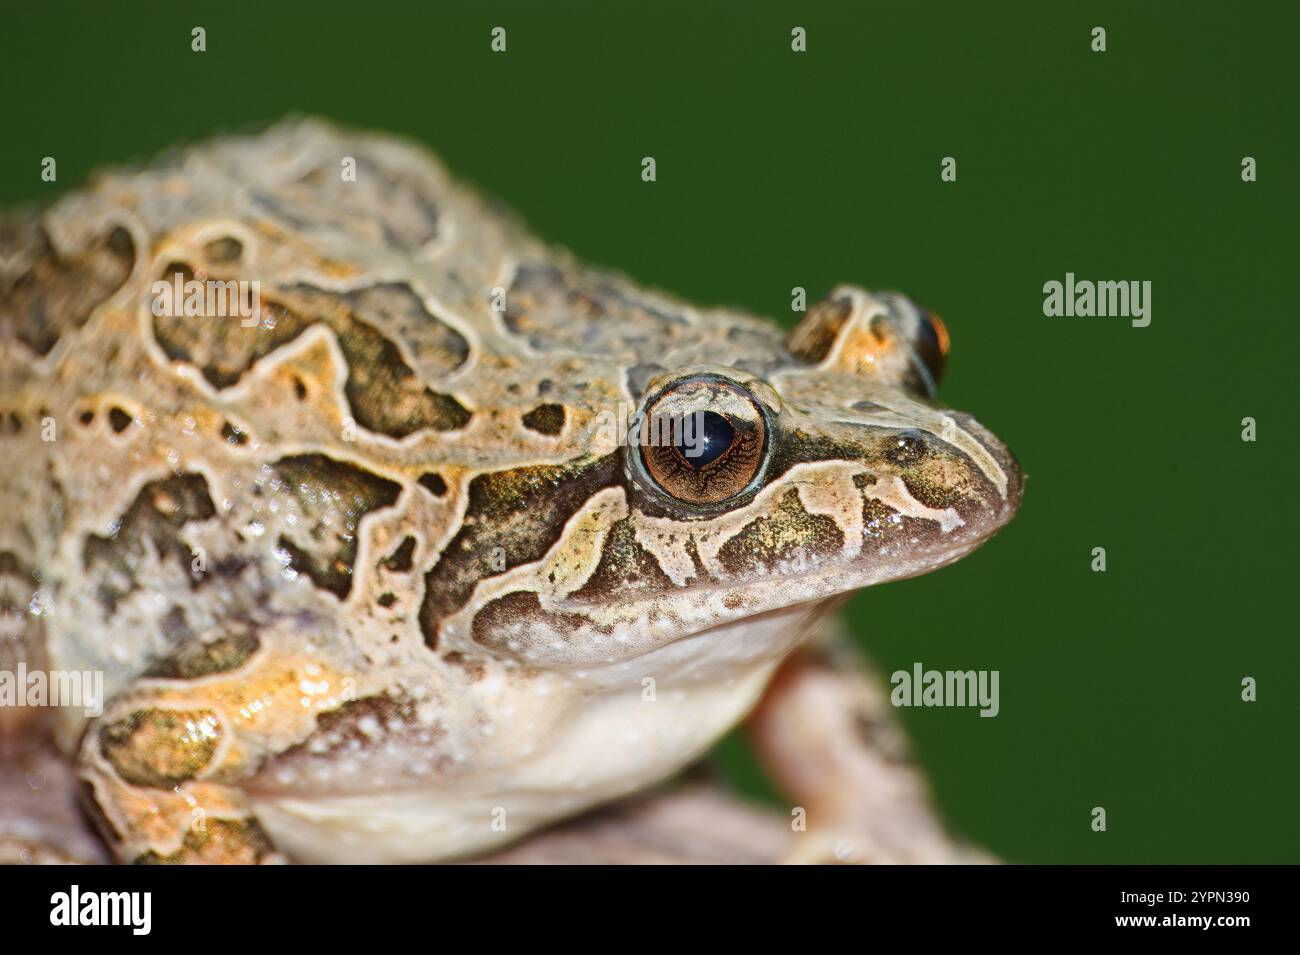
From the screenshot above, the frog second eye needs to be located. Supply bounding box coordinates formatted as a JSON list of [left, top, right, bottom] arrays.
[[632, 376, 770, 507], [914, 309, 950, 387]]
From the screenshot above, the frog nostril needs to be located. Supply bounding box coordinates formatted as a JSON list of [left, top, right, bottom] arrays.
[[886, 430, 928, 466]]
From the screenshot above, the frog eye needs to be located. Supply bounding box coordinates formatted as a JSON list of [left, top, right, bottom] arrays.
[[913, 309, 950, 388], [630, 375, 771, 508]]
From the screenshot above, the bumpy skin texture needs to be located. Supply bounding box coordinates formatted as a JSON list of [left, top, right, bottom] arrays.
[[0, 120, 1022, 863]]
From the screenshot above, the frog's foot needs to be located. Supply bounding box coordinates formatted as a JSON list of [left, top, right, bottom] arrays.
[[73, 632, 357, 864], [748, 643, 993, 865]]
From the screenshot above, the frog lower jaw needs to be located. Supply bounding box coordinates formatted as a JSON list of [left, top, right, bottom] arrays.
[[550, 596, 847, 690]]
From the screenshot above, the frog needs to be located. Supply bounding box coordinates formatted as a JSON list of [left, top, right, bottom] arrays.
[[0, 118, 1022, 864]]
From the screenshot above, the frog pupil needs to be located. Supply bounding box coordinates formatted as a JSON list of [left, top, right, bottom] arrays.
[[679, 411, 734, 469]]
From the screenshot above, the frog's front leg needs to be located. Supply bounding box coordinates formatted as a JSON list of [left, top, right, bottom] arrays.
[[78, 626, 359, 864], [748, 635, 992, 864]]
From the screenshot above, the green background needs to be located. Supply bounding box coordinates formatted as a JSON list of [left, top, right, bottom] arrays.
[[5, 1, 1296, 863]]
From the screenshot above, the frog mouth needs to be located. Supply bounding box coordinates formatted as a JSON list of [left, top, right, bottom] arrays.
[[561, 493, 1009, 624], [539, 521, 1002, 681], [705, 531, 992, 621]]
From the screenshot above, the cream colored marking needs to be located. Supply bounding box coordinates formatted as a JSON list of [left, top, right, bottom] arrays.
[[821, 287, 887, 370], [632, 520, 699, 587], [868, 476, 964, 534], [791, 463, 867, 560], [437, 487, 630, 649]]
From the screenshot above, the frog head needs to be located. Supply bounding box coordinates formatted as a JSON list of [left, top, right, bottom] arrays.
[[429, 285, 1022, 682]]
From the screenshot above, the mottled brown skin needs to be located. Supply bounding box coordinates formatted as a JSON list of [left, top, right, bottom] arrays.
[[0, 120, 1021, 863]]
